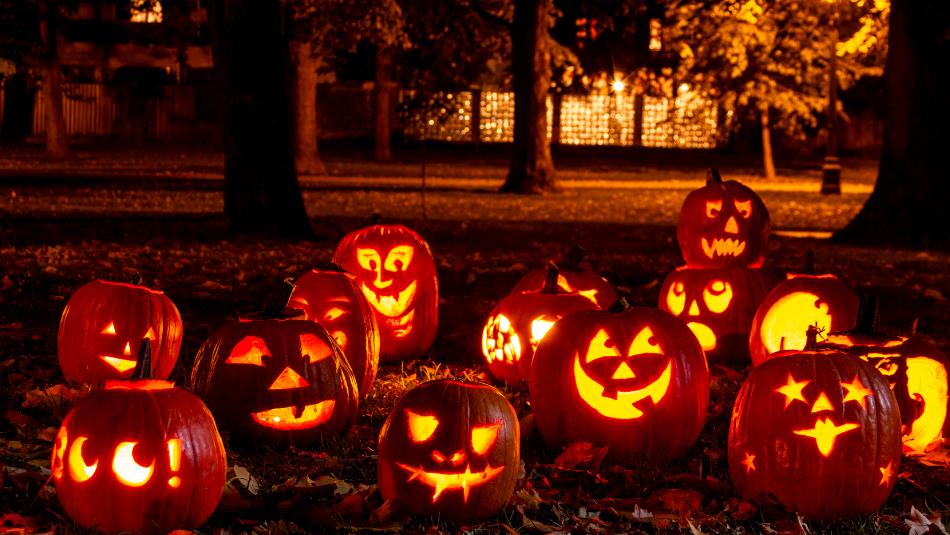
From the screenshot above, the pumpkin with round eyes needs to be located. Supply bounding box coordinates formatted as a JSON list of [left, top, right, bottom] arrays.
[[510, 247, 618, 308], [288, 266, 380, 396], [333, 224, 438, 362], [659, 266, 781, 364], [530, 304, 709, 463], [190, 319, 358, 448], [58, 279, 182, 384], [729, 335, 901, 519], [378, 379, 519, 522], [678, 170, 770, 268]]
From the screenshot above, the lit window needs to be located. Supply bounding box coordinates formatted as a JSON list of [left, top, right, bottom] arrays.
[[130, 0, 163, 23]]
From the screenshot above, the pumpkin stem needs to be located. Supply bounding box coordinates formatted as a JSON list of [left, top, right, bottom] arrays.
[[369, 213, 382, 225], [129, 272, 144, 286], [563, 245, 586, 272], [803, 250, 816, 275], [131, 338, 152, 380], [608, 297, 632, 313], [853, 294, 881, 335], [542, 265, 560, 294], [804, 325, 821, 351], [707, 168, 723, 185]]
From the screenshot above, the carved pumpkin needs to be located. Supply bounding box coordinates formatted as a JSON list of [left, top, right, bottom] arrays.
[[483, 268, 599, 384], [659, 266, 781, 364], [530, 304, 709, 462], [333, 224, 438, 361], [749, 273, 858, 366], [58, 279, 182, 384], [191, 319, 358, 448], [288, 266, 380, 396], [677, 170, 770, 268], [378, 379, 519, 522], [510, 247, 617, 308], [729, 333, 901, 519]]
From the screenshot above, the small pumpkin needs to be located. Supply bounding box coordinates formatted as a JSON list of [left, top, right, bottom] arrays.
[[510, 246, 617, 308], [378, 379, 519, 522]]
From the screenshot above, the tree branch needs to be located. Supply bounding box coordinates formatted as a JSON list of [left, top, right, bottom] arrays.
[[469, 0, 512, 30]]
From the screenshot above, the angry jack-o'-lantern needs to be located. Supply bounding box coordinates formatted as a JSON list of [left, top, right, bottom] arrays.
[[288, 266, 380, 396], [191, 319, 358, 448], [530, 303, 709, 462], [58, 279, 182, 384], [677, 169, 771, 268], [378, 379, 519, 522], [659, 266, 781, 364], [510, 247, 618, 308], [729, 333, 901, 519], [483, 269, 599, 384], [333, 224, 438, 361]]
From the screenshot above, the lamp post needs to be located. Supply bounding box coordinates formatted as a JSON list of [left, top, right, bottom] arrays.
[[821, 2, 841, 194]]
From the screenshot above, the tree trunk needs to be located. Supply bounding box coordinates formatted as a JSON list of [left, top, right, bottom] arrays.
[[41, 8, 67, 159], [501, 0, 556, 193], [760, 105, 776, 180], [209, 0, 313, 238], [374, 46, 393, 162], [834, 0, 949, 247], [290, 40, 325, 176]]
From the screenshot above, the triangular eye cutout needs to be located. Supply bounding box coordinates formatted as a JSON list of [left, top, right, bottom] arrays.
[[406, 410, 439, 442], [628, 327, 661, 355], [585, 329, 621, 363], [102, 322, 117, 335], [225, 336, 269, 366], [471, 423, 501, 455], [300, 334, 332, 364], [144, 327, 156, 340]]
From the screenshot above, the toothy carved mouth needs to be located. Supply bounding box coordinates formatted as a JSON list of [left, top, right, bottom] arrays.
[[252, 400, 335, 430], [389, 309, 415, 338], [701, 237, 746, 259], [100, 355, 137, 373], [361, 281, 417, 318], [395, 462, 506, 502], [574, 357, 672, 419]]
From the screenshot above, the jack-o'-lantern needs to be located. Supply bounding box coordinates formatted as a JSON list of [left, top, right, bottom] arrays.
[[510, 247, 618, 308], [191, 319, 358, 448], [677, 169, 770, 268], [333, 224, 438, 361], [378, 379, 519, 522], [530, 303, 709, 462], [483, 268, 599, 384], [53, 344, 226, 534], [749, 273, 858, 365], [659, 266, 781, 364], [58, 279, 182, 384], [729, 334, 901, 519], [288, 266, 380, 396]]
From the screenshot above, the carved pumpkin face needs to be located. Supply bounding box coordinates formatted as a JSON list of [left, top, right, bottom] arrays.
[[511, 268, 618, 308], [729, 352, 901, 519], [378, 380, 519, 522], [333, 224, 438, 361], [677, 176, 770, 268], [530, 307, 709, 463], [190, 320, 358, 448], [58, 280, 182, 384], [52, 380, 226, 533]]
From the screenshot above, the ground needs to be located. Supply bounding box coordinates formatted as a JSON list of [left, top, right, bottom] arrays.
[[1, 145, 949, 534]]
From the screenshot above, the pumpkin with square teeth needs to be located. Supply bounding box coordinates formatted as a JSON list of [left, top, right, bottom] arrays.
[[378, 379, 519, 522], [191, 319, 358, 448]]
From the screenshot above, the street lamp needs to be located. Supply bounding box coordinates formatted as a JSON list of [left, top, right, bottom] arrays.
[[821, 0, 841, 194]]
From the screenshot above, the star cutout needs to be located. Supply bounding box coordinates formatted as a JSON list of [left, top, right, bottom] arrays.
[[742, 452, 756, 473], [841, 376, 873, 409], [793, 417, 860, 456], [775, 374, 810, 408], [879, 461, 894, 486]]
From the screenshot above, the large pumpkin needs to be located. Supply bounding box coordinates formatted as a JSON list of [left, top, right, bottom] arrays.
[[58, 279, 182, 384], [677, 170, 770, 268], [191, 319, 358, 448], [288, 266, 380, 396], [510, 247, 617, 308], [659, 266, 781, 364], [530, 305, 709, 463], [378, 379, 519, 522], [729, 338, 901, 519], [333, 224, 438, 361]]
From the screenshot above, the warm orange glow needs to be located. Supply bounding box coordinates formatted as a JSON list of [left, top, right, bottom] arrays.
[[702, 279, 733, 313], [101, 355, 137, 373], [395, 462, 506, 503], [666, 281, 686, 315], [361, 281, 417, 318], [144, 327, 156, 340], [356, 245, 417, 318], [52, 427, 68, 480], [529, 318, 557, 348], [102, 322, 117, 335], [123, 342, 131, 356], [268, 367, 310, 390], [585, 329, 621, 362], [734, 199, 752, 218], [406, 410, 439, 442], [482, 314, 522, 364], [686, 321, 717, 351], [904, 357, 948, 453], [724, 216, 739, 234], [300, 333, 331, 363], [629, 327, 661, 355], [705, 200, 722, 218], [104, 379, 174, 390], [226, 336, 270, 366], [840, 377, 872, 409], [775, 374, 810, 408], [810, 392, 834, 413], [742, 452, 756, 473], [578, 289, 600, 305], [331, 330, 348, 349], [252, 400, 335, 430], [761, 292, 833, 353], [67, 437, 97, 482], [574, 356, 672, 419], [879, 461, 894, 486], [701, 237, 747, 259], [324, 307, 346, 321], [611, 78, 626, 92], [167, 438, 182, 488], [794, 417, 860, 456], [471, 424, 501, 455], [112, 441, 155, 487]]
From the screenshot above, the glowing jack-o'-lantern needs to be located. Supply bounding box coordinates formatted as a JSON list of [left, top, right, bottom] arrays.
[[677, 169, 771, 268], [58, 279, 182, 384], [530, 304, 709, 462], [288, 266, 380, 396], [378, 379, 519, 522], [729, 335, 901, 519], [659, 266, 781, 364], [191, 319, 358, 448], [483, 268, 599, 384], [749, 273, 858, 365], [510, 247, 618, 308], [53, 345, 226, 534], [333, 224, 438, 361]]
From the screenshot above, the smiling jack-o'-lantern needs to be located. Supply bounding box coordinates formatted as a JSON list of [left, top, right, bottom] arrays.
[[510, 247, 618, 308], [191, 319, 358, 448], [58, 279, 182, 384], [333, 224, 438, 361], [378, 379, 519, 522], [53, 345, 226, 534], [530, 304, 709, 462], [729, 333, 901, 519], [659, 266, 781, 364], [678, 170, 770, 268], [483, 268, 599, 384], [288, 266, 380, 396]]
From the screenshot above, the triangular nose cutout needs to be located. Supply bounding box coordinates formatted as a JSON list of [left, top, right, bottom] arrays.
[[688, 300, 700, 316], [612, 361, 636, 380], [724, 216, 739, 234], [269, 367, 310, 390]]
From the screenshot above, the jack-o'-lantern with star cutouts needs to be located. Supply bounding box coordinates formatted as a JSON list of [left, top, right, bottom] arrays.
[[530, 303, 709, 463], [333, 224, 438, 361], [378, 379, 519, 522], [729, 331, 901, 519], [483, 268, 600, 384], [510, 247, 618, 308], [190, 319, 358, 448]]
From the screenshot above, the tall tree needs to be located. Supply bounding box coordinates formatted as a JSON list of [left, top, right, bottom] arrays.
[[834, 0, 949, 247]]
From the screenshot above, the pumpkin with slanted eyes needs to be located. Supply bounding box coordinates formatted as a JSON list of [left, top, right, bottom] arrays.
[[510, 247, 617, 308], [378, 379, 519, 522], [191, 319, 358, 448]]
